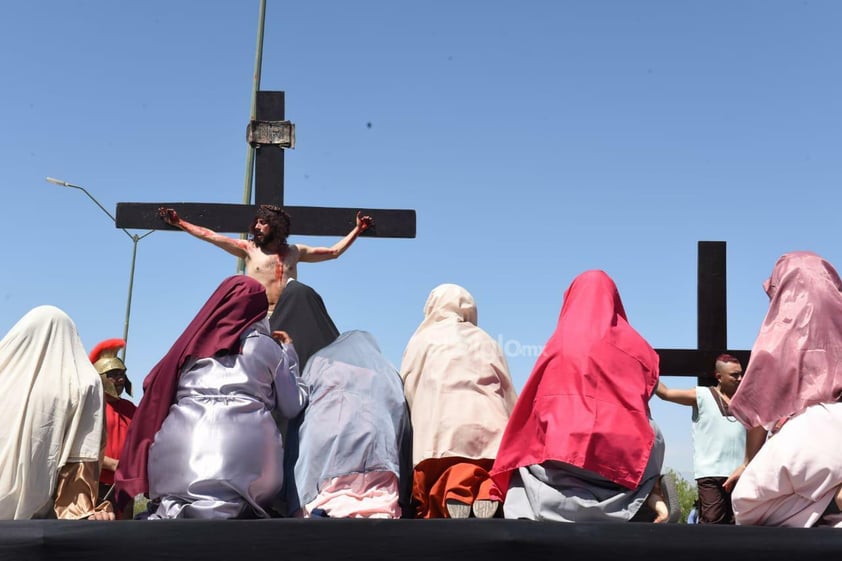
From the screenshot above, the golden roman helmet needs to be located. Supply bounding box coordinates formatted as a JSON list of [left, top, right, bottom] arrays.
[[88, 338, 132, 398]]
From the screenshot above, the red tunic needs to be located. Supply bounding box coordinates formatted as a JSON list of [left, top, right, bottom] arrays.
[[100, 398, 137, 485]]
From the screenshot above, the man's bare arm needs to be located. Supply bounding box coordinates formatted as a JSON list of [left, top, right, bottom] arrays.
[[158, 208, 249, 258], [654, 381, 697, 406], [298, 211, 373, 263]]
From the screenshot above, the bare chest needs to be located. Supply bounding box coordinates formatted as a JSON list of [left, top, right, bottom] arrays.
[[245, 246, 299, 290]]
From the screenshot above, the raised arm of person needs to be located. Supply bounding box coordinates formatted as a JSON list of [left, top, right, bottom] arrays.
[[654, 381, 697, 407], [269, 330, 309, 419], [158, 207, 249, 258], [297, 211, 373, 263]]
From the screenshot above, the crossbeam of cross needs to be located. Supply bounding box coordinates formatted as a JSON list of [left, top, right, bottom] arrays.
[[115, 91, 416, 239]]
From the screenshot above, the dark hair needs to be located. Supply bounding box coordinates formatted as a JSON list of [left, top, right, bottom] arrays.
[[250, 204, 291, 248]]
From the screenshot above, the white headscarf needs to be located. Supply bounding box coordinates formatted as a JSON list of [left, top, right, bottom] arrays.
[[400, 284, 517, 466], [0, 306, 103, 520]]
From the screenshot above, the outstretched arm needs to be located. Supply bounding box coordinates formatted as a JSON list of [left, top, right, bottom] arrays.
[[654, 381, 697, 406], [158, 207, 249, 259], [297, 211, 373, 263]]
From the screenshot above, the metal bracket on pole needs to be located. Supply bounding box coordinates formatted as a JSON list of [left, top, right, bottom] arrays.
[[247, 120, 296, 148]]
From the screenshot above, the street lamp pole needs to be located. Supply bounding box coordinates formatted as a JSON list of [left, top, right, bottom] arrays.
[[237, 0, 268, 275], [45, 177, 153, 362], [121, 228, 154, 362]]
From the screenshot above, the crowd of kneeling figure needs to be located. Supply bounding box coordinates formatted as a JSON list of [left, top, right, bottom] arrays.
[[2, 250, 842, 527]]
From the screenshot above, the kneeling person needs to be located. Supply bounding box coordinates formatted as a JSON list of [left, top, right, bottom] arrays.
[[294, 331, 411, 518], [115, 276, 308, 519], [401, 284, 517, 518], [491, 271, 670, 523]]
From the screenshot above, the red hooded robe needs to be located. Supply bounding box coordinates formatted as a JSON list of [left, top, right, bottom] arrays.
[[490, 270, 659, 499]]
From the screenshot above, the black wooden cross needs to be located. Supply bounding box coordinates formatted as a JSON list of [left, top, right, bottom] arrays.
[[654, 241, 751, 386], [115, 91, 416, 238]]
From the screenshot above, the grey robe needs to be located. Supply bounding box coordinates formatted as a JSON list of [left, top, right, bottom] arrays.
[[293, 331, 412, 515], [504, 419, 665, 522], [147, 321, 308, 519]]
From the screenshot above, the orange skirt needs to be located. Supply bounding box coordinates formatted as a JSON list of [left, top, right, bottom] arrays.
[[412, 457, 495, 518]]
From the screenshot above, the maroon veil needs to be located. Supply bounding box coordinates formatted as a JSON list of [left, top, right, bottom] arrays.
[[114, 276, 268, 507]]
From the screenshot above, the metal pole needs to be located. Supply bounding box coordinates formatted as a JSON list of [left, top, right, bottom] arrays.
[[122, 236, 139, 361], [238, 0, 268, 274], [120, 229, 154, 362], [45, 177, 154, 362]]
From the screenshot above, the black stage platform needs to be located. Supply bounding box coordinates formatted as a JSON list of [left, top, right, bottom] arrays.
[[1, 519, 837, 561]]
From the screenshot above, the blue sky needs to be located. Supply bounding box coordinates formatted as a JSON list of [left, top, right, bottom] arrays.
[[2, 1, 841, 480]]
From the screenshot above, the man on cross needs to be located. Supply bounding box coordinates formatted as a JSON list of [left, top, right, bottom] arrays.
[[158, 205, 372, 318]]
